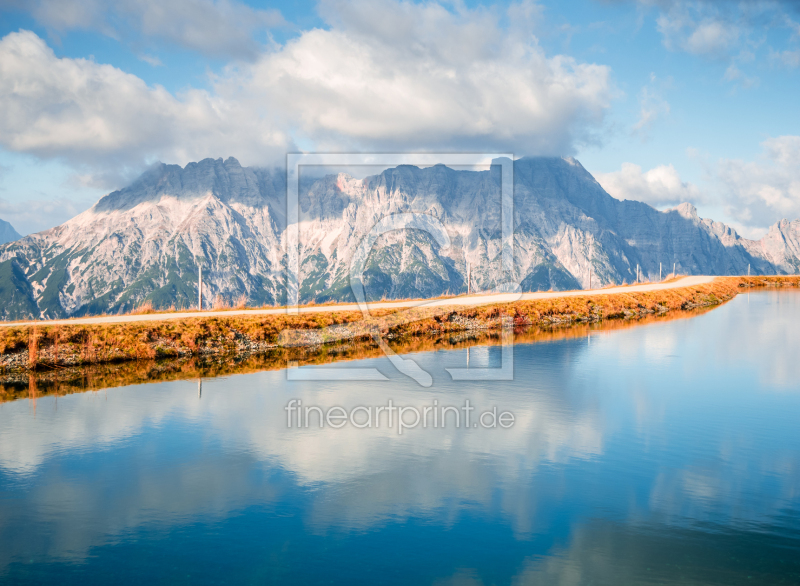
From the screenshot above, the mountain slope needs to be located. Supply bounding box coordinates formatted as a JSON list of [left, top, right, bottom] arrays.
[[0, 218, 20, 245], [0, 156, 797, 320], [0, 158, 287, 318]]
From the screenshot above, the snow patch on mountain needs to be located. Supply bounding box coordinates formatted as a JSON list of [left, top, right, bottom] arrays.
[[0, 156, 797, 320]]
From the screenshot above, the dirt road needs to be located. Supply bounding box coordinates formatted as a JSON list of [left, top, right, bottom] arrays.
[[0, 276, 717, 328]]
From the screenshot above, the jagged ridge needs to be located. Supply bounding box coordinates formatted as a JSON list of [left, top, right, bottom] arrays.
[[0, 156, 798, 320]]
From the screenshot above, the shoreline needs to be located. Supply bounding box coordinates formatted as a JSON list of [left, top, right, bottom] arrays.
[[1, 275, 798, 377], [1, 304, 722, 403]]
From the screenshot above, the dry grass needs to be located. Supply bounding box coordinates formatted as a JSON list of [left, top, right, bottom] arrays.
[[212, 295, 230, 310], [733, 275, 800, 288], [130, 300, 155, 315], [0, 304, 721, 404], [1, 276, 798, 372]]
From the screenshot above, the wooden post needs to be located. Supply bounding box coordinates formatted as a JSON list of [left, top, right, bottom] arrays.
[[28, 327, 38, 370]]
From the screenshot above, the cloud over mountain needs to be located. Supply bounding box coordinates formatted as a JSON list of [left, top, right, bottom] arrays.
[[718, 135, 800, 229], [0, 30, 293, 184], [0, 0, 616, 184], [594, 162, 702, 208], [240, 0, 614, 154]]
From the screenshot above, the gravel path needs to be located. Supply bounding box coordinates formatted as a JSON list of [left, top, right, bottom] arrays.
[[0, 276, 717, 328]]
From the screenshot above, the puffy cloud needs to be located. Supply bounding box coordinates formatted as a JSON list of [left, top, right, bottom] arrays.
[[219, 0, 614, 154], [11, 0, 284, 60], [597, 137, 800, 231], [718, 135, 800, 229], [0, 30, 292, 179], [595, 162, 702, 208], [0, 1, 616, 180]]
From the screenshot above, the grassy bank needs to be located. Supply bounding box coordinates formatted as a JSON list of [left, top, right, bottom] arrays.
[[1, 276, 798, 374], [0, 305, 718, 404]]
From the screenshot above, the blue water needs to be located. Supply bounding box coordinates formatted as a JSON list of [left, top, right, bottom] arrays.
[[1, 290, 799, 585]]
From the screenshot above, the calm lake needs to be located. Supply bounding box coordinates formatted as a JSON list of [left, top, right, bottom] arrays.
[[1, 290, 799, 585]]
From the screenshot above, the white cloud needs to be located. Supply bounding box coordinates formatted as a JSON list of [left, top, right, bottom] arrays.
[[17, 0, 284, 60], [718, 135, 800, 229], [0, 30, 292, 178], [0, 2, 616, 178], [598, 137, 800, 233], [655, 3, 740, 57], [683, 19, 739, 55], [595, 162, 702, 208], [219, 0, 614, 154], [644, 0, 799, 86]]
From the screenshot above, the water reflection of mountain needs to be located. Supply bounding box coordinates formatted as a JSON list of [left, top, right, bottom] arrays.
[[0, 291, 798, 580], [0, 338, 604, 568]]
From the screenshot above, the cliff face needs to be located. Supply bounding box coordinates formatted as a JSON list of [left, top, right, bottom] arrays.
[[0, 156, 797, 319]]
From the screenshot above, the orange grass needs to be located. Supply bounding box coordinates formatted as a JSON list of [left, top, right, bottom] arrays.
[[0, 304, 720, 403], [1, 276, 798, 372]]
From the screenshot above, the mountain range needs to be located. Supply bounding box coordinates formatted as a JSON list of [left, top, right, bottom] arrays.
[[0, 156, 798, 320]]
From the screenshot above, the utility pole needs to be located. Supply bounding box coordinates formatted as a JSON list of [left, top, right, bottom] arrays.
[[198, 263, 203, 310], [467, 261, 471, 295], [636, 264, 639, 284], [748, 264, 751, 277], [660, 262, 662, 282], [673, 262, 676, 277]]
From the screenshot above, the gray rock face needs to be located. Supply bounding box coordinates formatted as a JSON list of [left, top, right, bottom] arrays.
[[0, 218, 20, 245], [0, 156, 797, 320]]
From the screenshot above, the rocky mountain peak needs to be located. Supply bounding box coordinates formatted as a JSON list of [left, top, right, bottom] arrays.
[[674, 202, 699, 220], [0, 155, 797, 320], [92, 157, 284, 214]]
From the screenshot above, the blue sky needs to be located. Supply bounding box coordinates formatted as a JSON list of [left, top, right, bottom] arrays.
[[0, 0, 799, 237]]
